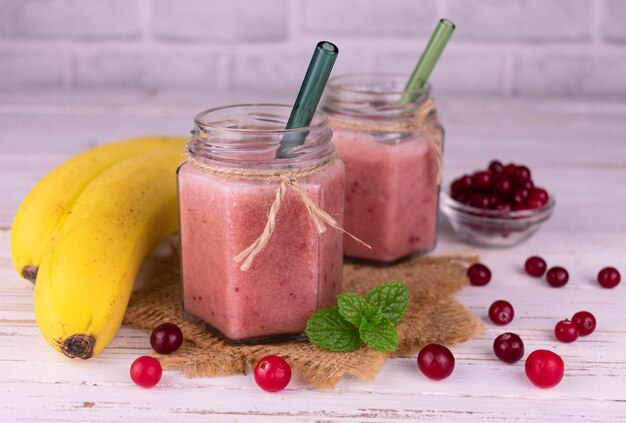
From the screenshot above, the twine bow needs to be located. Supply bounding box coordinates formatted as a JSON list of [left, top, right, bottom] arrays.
[[186, 154, 370, 271]]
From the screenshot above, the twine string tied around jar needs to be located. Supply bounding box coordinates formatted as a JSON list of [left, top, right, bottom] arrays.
[[327, 96, 443, 184], [185, 153, 370, 271]]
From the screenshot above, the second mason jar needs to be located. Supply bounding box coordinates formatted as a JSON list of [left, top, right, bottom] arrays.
[[323, 74, 444, 263], [178, 104, 344, 343]]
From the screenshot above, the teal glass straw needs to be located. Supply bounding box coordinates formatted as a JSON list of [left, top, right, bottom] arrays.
[[399, 19, 455, 105], [276, 41, 339, 159]]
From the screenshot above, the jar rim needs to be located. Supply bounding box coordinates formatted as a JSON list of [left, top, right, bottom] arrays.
[[194, 103, 329, 135], [327, 73, 432, 97]]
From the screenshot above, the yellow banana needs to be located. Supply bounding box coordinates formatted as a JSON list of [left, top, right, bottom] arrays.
[[34, 148, 183, 359], [11, 136, 186, 282]]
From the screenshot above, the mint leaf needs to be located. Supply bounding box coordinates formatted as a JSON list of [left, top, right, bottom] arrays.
[[366, 280, 409, 325], [306, 307, 361, 352], [359, 318, 398, 352], [337, 293, 369, 326], [359, 305, 383, 331]]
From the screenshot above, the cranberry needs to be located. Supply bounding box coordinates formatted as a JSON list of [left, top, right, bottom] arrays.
[[529, 187, 549, 206], [512, 188, 530, 205], [469, 193, 491, 209], [486, 194, 499, 209], [494, 177, 514, 197], [130, 356, 162, 388], [488, 300, 514, 325], [572, 311, 596, 336], [519, 180, 535, 191], [450, 175, 472, 198], [546, 267, 569, 287], [525, 350, 564, 388], [459, 175, 473, 189], [151, 323, 184, 355], [554, 319, 579, 343], [527, 197, 545, 209], [254, 355, 292, 392], [467, 263, 491, 286], [597, 267, 621, 288], [513, 166, 531, 184], [417, 343, 455, 380], [493, 332, 525, 363], [488, 160, 504, 174], [472, 171, 493, 191], [525, 256, 547, 277], [501, 163, 517, 177]]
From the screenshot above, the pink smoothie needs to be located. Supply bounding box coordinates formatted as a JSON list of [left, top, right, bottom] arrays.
[[332, 130, 439, 262], [178, 160, 344, 342]]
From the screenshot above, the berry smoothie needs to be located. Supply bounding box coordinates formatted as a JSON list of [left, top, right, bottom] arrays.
[[178, 160, 344, 342], [333, 130, 439, 262]]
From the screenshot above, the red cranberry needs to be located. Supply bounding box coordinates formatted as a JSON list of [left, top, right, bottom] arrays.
[[488, 160, 504, 174], [527, 197, 545, 209], [512, 188, 530, 205], [151, 323, 184, 355], [525, 350, 564, 388], [501, 163, 517, 177], [254, 355, 292, 392], [467, 263, 491, 286], [525, 256, 547, 277], [597, 267, 621, 288], [519, 180, 535, 191], [488, 300, 514, 325], [493, 332, 524, 363], [546, 267, 569, 287], [513, 166, 531, 184], [572, 311, 596, 336], [450, 175, 472, 198], [494, 177, 514, 197], [470, 193, 491, 209], [459, 175, 473, 190], [486, 194, 499, 209], [472, 171, 493, 191], [417, 344, 455, 380], [130, 356, 162, 388], [529, 187, 549, 206], [554, 319, 579, 343]]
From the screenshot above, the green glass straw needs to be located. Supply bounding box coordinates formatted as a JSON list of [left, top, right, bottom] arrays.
[[399, 19, 455, 105], [276, 41, 339, 159]]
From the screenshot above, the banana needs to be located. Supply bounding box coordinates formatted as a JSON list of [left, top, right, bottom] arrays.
[[34, 148, 183, 359], [11, 136, 186, 282]]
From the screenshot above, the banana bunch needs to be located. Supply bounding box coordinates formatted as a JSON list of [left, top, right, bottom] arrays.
[[11, 136, 187, 359]]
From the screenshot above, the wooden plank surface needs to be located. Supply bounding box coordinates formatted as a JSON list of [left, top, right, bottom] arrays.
[[1, 91, 625, 422]]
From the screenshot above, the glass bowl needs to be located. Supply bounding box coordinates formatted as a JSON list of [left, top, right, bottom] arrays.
[[440, 191, 555, 247]]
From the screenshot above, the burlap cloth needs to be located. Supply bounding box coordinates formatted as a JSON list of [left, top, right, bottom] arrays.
[[123, 244, 484, 389]]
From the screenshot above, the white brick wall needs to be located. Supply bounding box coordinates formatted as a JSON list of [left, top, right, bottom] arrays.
[[0, 0, 625, 99]]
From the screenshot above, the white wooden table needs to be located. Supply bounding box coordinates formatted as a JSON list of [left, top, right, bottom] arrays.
[[1, 91, 625, 422]]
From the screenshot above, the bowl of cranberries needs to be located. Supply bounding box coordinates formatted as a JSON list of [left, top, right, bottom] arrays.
[[441, 160, 555, 247]]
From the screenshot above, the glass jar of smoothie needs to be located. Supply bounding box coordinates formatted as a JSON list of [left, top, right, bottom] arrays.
[[322, 74, 443, 263], [178, 104, 344, 344]]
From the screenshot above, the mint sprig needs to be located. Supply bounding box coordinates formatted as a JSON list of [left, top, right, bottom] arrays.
[[305, 307, 361, 352], [305, 280, 409, 353]]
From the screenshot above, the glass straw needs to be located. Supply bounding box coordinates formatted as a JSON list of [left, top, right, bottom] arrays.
[[399, 19, 455, 105], [276, 41, 339, 159]]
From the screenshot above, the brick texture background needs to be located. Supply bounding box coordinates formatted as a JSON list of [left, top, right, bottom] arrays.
[[1, 0, 625, 98]]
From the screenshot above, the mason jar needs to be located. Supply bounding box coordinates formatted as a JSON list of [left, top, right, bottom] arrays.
[[178, 104, 344, 343], [322, 74, 444, 263]]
